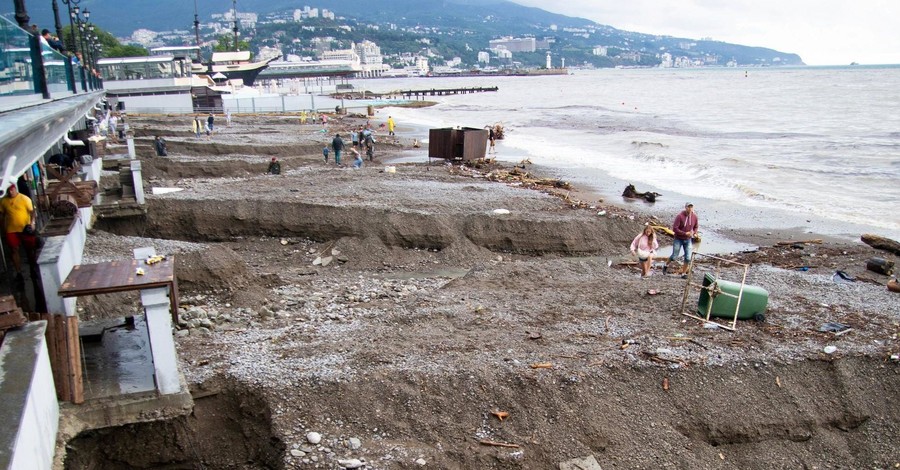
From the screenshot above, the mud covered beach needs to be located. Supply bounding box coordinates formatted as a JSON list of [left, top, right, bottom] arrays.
[[62, 113, 900, 469]]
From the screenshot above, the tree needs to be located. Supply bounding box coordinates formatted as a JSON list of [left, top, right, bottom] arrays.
[[213, 34, 251, 54], [61, 24, 148, 58]]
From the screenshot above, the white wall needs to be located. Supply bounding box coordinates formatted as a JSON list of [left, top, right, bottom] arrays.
[[0, 322, 59, 470], [117, 94, 194, 114], [10, 336, 58, 470], [38, 215, 87, 316]]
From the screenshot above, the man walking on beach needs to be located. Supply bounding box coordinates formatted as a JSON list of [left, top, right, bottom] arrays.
[[668, 203, 699, 276], [387, 116, 396, 136], [332, 134, 344, 166]]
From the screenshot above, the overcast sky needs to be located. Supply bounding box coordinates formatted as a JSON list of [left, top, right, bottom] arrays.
[[512, 0, 900, 65]]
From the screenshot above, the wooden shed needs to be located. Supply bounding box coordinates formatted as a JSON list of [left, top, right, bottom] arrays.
[[428, 127, 489, 161]]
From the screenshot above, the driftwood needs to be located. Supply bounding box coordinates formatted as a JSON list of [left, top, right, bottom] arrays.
[[861, 234, 900, 256], [479, 440, 520, 448], [775, 239, 822, 246], [622, 184, 661, 203], [866, 257, 894, 276]]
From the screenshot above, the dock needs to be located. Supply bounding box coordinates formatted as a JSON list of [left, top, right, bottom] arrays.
[[399, 86, 498, 100]]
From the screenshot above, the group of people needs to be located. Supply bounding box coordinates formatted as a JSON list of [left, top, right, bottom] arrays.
[[32, 24, 102, 80], [325, 119, 386, 168], [630, 202, 699, 278], [299, 111, 327, 126], [192, 113, 216, 140]]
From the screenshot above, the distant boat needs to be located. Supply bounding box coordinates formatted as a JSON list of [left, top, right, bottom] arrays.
[[196, 51, 276, 86], [148, 46, 272, 86], [850, 62, 860, 66]]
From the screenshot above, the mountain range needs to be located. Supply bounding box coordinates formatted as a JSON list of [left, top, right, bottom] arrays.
[[19, 0, 804, 66]]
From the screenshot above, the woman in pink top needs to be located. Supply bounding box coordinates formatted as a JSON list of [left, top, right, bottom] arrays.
[[630, 225, 660, 277]]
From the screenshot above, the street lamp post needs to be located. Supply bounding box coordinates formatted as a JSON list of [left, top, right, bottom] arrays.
[[51, 0, 77, 92], [62, 0, 88, 90]]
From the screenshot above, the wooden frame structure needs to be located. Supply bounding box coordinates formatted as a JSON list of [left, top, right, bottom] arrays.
[[679, 252, 751, 332]]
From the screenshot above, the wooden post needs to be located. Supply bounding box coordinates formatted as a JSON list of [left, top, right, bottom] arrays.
[[54, 315, 71, 401], [41, 313, 60, 399], [66, 316, 84, 404]]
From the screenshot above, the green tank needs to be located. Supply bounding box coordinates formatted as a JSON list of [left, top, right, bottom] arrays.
[[697, 273, 769, 321]]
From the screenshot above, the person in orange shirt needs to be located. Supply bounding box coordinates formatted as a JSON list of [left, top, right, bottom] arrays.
[[0, 185, 37, 280]]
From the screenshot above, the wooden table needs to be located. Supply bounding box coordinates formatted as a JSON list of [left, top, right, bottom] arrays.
[[58, 257, 179, 323]]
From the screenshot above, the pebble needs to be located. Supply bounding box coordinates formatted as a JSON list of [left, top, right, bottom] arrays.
[[290, 449, 304, 457], [823, 345, 837, 354], [416, 458, 427, 466], [338, 459, 365, 469], [348, 437, 362, 450], [306, 431, 322, 444]]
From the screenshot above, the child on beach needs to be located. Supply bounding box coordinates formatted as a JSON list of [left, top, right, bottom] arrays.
[[322, 146, 330, 163], [351, 148, 363, 169]]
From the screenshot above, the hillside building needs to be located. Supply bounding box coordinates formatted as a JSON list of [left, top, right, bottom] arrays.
[[488, 36, 536, 53]]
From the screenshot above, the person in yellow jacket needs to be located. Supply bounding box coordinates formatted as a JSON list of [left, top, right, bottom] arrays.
[[191, 115, 202, 138], [387, 116, 396, 136], [0, 184, 36, 280]]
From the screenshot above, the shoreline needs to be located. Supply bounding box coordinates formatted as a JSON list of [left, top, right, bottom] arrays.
[[377, 107, 883, 256]]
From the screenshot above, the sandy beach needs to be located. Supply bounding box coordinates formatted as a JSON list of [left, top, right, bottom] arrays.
[[62, 112, 900, 469]]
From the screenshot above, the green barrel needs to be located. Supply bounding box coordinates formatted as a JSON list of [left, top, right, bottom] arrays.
[[697, 273, 769, 320]]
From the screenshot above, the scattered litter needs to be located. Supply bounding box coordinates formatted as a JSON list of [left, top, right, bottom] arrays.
[[866, 257, 895, 276], [819, 322, 852, 334], [491, 410, 509, 421], [597, 210, 607, 216], [823, 345, 838, 354], [280, 239, 288, 246], [888, 278, 899, 293], [479, 439, 520, 449], [832, 270, 856, 283], [151, 187, 184, 195], [776, 376, 782, 388], [662, 377, 669, 391], [647, 289, 660, 296], [526, 331, 542, 340], [492, 208, 511, 215], [384, 166, 397, 173], [559, 455, 602, 470], [703, 322, 721, 330], [530, 362, 553, 369]]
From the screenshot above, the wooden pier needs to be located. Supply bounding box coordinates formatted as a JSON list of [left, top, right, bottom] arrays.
[[399, 86, 498, 100]]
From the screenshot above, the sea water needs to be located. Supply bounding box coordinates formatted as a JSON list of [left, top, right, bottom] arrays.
[[352, 66, 900, 239]]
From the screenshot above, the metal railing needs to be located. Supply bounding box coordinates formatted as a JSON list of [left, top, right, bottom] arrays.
[[0, 15, 100, 102]]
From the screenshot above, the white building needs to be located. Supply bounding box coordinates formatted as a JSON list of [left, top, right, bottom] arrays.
[[130, 29, 158, 46], [477, 51, 490, 64], [322, 9, 335, 20], [488, 36, 536, 53], [492, 47, 512, 59], [213, 10, 258, 29], [659, 52, 674, 68], [293, 6, 319, 20], [321, 48, 359, 63], [355, 40, 388, 77], [592, 46, 608, 57], [415, 56, 429, 75]]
